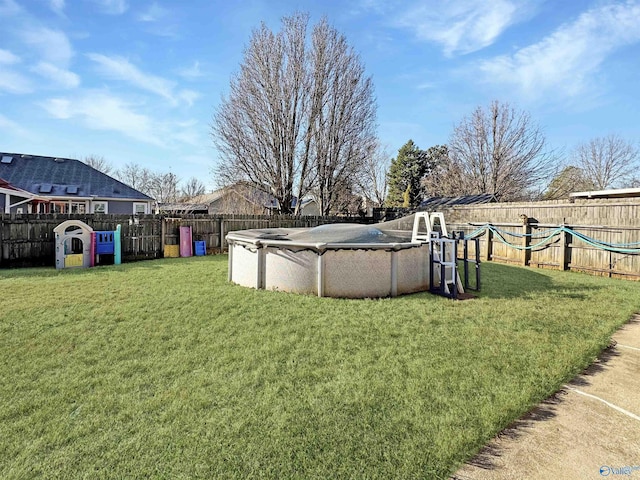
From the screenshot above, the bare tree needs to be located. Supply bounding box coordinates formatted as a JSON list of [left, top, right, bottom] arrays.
[[213, 13, 309, 214], [356, 142, 390, 208], [420, 155, 464, 198], [331, 180, 364, 216], [573, 134, 639, 189], [83, 155, 113, 175], [212, 13, 377, 215], [115, 163, 153, 193], [216, 183, 272, 214], [446, 100, 555, 201], [308, 18, 377, 215], [180, 177, 207, 201], [114, 163, 180, 202], [148, 172, 180, 203]]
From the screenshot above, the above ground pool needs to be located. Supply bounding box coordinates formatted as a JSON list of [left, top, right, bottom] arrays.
[[226, 222, 432, 298]]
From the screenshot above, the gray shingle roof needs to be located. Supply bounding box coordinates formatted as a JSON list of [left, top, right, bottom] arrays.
[[0, 153, 152, 200], [419, 194, 496, 209]]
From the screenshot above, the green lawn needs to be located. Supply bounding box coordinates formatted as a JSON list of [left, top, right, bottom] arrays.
[[1, 256, 639, 479]]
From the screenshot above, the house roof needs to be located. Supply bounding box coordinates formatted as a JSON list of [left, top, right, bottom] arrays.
[[419, 194, 497, 209], [189, 183, 276, 208], [0, 153, 153, 201], [160, 182, 317, 213], [291, 197, 316, 208], [188, 189, 227, 204]]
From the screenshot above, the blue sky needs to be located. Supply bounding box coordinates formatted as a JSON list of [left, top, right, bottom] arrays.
[[1, 0, 639, 190]]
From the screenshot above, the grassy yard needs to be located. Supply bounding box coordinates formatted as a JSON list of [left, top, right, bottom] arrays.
[[1, 256, 639, 479]]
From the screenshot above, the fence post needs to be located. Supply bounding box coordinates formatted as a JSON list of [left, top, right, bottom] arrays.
[[161, 216, 166, 253], [522, 216, 531, 266], [559, 226, 570, 271], [483, 227, 493, 262], [220, 218, 225, 253], [216, 217, 222, 252]]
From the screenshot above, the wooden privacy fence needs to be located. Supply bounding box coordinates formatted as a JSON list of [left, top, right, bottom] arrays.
[[376, 198, 640, 280], [2, 199, 640, 279], [447, 221, 640, 280], [442, 198, 640, 280], [0, 213, 372, 268]]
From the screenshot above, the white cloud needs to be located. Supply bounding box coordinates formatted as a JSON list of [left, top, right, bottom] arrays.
[[171, 129, 201, 147], [178, 89, 200, 107], [0, 49, 20, 64], [87, 53, 196, 106], [0, 113, 31, 137], [477, 1, 640, 99], [87, 53, 176, 101], [50, 0, 65, 15], [94, 0, 128, 15], [178, 61, 203, 79], [32, 62, 80, 89], [394, 0, 525, 56], [0, 69, 32, 94], [138, 2, 168, 22], [41, 92, 163, 146], [21, 27, 74, 66], [42, 98, 72, 118], [416, 82, 435, 90]]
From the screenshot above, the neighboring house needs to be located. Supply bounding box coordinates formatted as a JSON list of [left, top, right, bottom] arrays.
[[291, 197, 320, 216], [160, 182, 319, 215], [0, 153, 153, 214]]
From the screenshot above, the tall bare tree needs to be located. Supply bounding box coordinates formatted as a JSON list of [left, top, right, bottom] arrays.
[[180, 177, 207, 201], [114, 163, 180, 202], [147, 172, 180, 203], [573, 134, 639, 190], [212, 13, 377, 215], [213, 13, 309, 214], [308, 18, 377, 215], [446, 100, 555, 201], [115, 163, 153, 193], [356, 142, 390, 208], [83, 155, 113, 175]]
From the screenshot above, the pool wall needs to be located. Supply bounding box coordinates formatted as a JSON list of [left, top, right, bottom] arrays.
[[227, 236, 430, 298]]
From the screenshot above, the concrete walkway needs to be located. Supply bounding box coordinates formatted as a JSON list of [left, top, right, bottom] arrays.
[[454, 315, 640, 480]]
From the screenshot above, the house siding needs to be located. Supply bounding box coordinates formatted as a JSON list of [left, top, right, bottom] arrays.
[[301, 202, 320, 216]]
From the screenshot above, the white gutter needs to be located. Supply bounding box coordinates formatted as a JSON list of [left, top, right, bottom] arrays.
[[570, 187, 640, 198]]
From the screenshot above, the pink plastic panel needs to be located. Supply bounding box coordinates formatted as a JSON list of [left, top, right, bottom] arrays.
[[179, 226, 193, 257]]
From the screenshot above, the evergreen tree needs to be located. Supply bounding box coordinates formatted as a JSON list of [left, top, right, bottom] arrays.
[[386, 140, 439, 207]]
